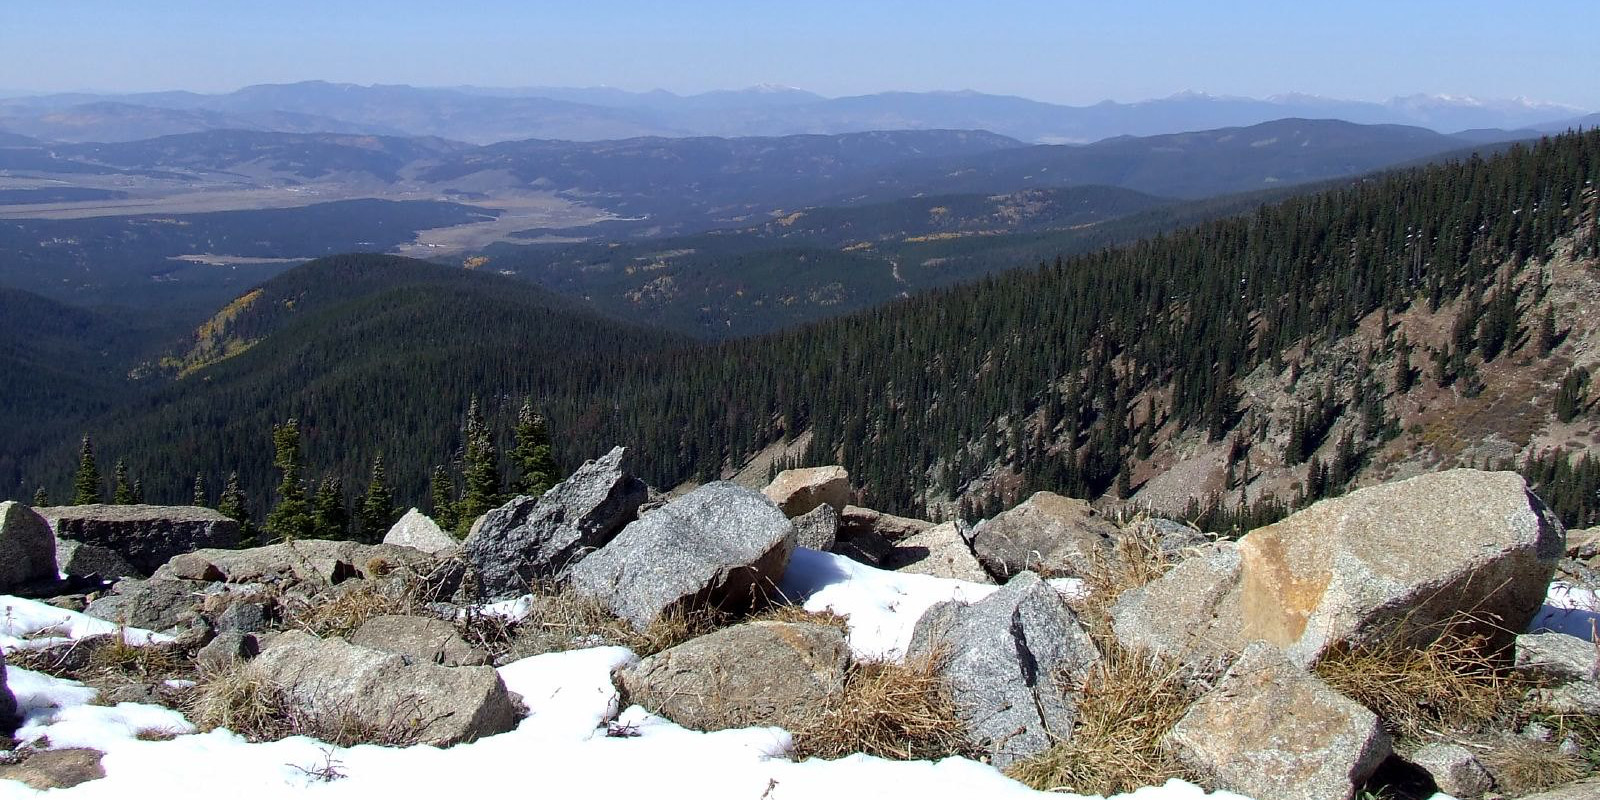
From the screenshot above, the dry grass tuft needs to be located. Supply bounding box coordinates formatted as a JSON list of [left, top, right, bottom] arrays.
[[134, 727, 181, 742], [1313, 626, 1518, 741], [1074, 522, 1181, 631], [789, 649, 969, 762], [282, 577, 426, 638], [745, 605, 850, 631], [1481, 736, 1586, 795], [87, 637, 183, 679], [186, 663, 426, 747], [1006, 644, 1201, 794], [501, 588, 727, 660]]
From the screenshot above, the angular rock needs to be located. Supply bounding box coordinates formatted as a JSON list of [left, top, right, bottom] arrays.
[[1136, 517, 1212, 554], [196, 631, 260, 673], [215, 600, 270, 634], [1, 651, 18, 736], [55, 539, 140, 581], [151, 540, 438, 588], [83, 579, 209, 633], [0, 501, 57, 592], [1566, 527, 1600, 561], [907, 571, 1102, 769], [0, 748, 105, 790], [464, 447, 647, 600], [1411, 742, 1492, 799], [1515, 632, 1600, 714], [882, 521, 993, 583], [569, 482, 796, 631], [1238, 470, 1564, 667], [831, 529, 894, 567], [1166, 642, 1392, 800], [839, 505, 933, 542], [969, 492, 1117, 581], [1513, 779, 1600, 800], [618, 621, 848, 731], [36, 504, 240, 575], [1110, 543, 1246, 668], [250, 630, 517, 747], [763, 466, 851, 518], [793, 503, 840, 552], [382, 509, 460, 555], [349, 615, 491, 667]]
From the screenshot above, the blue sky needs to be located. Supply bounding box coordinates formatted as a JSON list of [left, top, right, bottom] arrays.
[[5, 1, 1597, 108]]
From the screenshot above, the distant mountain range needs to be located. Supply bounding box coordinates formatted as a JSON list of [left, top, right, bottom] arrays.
[[0, 81, 1590, 145]]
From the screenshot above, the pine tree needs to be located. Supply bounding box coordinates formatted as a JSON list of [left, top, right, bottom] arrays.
[[192, 473, 208, 507], [265, 420, 314, 542], [72, 435, 101, 505], [312, 476, 350, 540], [510, 400, 560, 498], [1537, 305, 1559, 357], [31, 487, 48, 506], [130, 480, 144, 504], [429, 465, 457, 530], [1393, 337, 1415, 394], [112, 459, 134, 504], [457, 397, 501, 534], [217, 472, 248, 523], [359, 455, 397, 541]]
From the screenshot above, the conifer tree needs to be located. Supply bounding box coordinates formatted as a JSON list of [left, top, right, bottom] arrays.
[[457, 397, 501, 533], [192, 473, 207, 507], [359, 455, 397, 541], [31, 487, 48, 507], [73, 435, 101, 505], [312, 476, 350, 540], [217, 472, 248, 524], [130, 480, 144, 504], [265, 420, 313, 542], [429, 465, 457, 530], [1537, 305, 1559, 357], [510, 400, 559, 498], [112, 459, 134, 504]]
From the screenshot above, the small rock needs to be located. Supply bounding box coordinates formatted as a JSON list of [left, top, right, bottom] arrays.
[[831, 529, 894, 567], [55, 539, 141, 581], [215, 601, 270, 634], [882, 521, 993, 583], [618, 621, 849, 731], [349, 615, 491, 667], [464, 447, 647, 600], [792, 503, 840, 552], [968, 492, 1118, 581], [383, 509, 460, 555], [1166, 641, 1392, 800], [196, 632, 261, 673], [0, 501, 57, 593], [0, 748, 106, 790], [1411, 742, 1492, 799], [36, 504, 240, 575], [43, 594, 88, 612], [907, 571, 1102, 769], [838, 505, 932, 542], [250, 631, 518, 747], [569, 482, 795, 631], [1515, 632, 1600, 714], [763, 466, 851, 518], [1566, 527, 1600, 560]]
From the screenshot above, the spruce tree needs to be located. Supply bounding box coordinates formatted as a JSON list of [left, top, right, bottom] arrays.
[[1537, 305, 1558, 357], [359, 455, 397, 541], [130, 480, 144, 504], [73, 435, 101, 505], [192, 473, 208, 507], [510, 400, 559, 498], [429, 465, 457, 530], [457, 397, 501, 534], [312, 476, 350, 540], [217, 472, 248, 523], [31, 487, 48, 507], [265, 420, 313, 542], [112, 459, 134, 504]]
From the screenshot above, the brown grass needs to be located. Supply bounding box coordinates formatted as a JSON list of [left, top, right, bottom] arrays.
[[134, 727, 181, 742], [788, 648, 969, 762], [282, 577, 427, 638], [186, 664, 426, 747], [1005, 644, 1201, 794], [746, 605, 850, 631], [1313, 626, 1518, 741], [1480, 737, 1586, 795], [500, 588, 728, 660], [1074, 520, 1180, 631]]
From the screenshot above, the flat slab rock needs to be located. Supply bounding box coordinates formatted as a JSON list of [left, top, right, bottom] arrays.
[[35, 504, 240, 575], [1166, 641, 1391, 800], [618, 621, 849, 731], [153, 539, 439, 586], [1110, 542, 1246, 669], [569, 481, 796, 631], [349, 614, 491, 667], [880, 521, 993, 584], [0, 748, 106, 790]]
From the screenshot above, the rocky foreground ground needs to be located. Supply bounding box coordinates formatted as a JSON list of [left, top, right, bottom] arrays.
[[1, 450, 1598, 800]]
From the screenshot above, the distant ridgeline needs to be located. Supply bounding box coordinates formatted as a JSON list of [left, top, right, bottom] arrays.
[[10, 131, 1600, 532]]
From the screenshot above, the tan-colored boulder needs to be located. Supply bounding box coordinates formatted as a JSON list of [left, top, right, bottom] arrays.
[[1237, 470, 1563, 667], [1167, 642, 1391, 800], [350, 615, 491, 667], [1110, 542, 1245, 667], [881, 521, 993, 583], [968, 492, 1117, 580], [838, 505, 933, 542], [763, 466, 851, 518]]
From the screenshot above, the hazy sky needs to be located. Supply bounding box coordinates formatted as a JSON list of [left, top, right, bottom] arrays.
[[5, 1, 1597, 108]]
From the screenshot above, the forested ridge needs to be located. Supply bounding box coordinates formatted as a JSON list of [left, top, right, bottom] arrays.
[[11, 131, 1599, 531]]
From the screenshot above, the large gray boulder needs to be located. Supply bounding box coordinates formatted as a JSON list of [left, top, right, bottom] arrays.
[[1110, 543, 1246, 668], [350, 615, 491, 667], [1166, 642, 1392, 800], [881, 521, 994, 584], [56, 539, 140, 581], [1237, 470, 1564, 667], [763, 466, 851, 518], [906, 571, 1101, 769], [792, 503, 840, 552], [37, 504, 240, 575], [569, 482, 796, 631], [0, 501, 58, 592], [464, 447, 646, 600], [618, 621, 849, 731], [249, 630, 518, 747], [1, 651, 19, 736], [1515, 632, 1600, 714], [382, 509, 459, 556], [968, 492, 1117, 581]]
